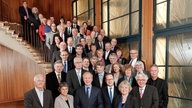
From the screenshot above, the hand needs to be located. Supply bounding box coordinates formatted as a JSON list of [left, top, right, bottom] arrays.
[[24, 16, 27, 20]]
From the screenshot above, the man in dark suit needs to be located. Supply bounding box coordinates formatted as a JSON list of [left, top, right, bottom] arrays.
[[65, 20, 72, 37], [131, 73, 159, 108], [126, 49, 146, 69], [103, 42, 113, 65], [66, 57, 86, 95], [24, 74, 53, 108], [75, 72, 104, 108], [110, 38, 118, 52], [29, 7, 40, 30], [147, 64, 168, 108], [46, 60, 67, 101], [19, 1, 32, 42], [60, 51, 74, 73], [102, 73, 119, 108], [66, 37, 76, 56], [92, 61, 107, 88], [51, 42, 67, 69], [72, 17, 80, 32], [95, 34, 106, 50]]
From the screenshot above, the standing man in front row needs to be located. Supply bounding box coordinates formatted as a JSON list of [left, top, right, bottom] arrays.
[[24, 74, 53, 108], [75, 72, 104, 108], [131, 73, 159, 108], [147, 64, 168, 108]]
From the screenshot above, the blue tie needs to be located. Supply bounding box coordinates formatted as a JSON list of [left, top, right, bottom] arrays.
[[63, 62, 67, 73], [109, 88, 113, 103], [87, 87, 90, 98]]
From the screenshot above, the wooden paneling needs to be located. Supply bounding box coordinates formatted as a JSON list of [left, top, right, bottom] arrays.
[[95, 0, 102, 29], [141, 0, 154, 70], [0, 44, 45, 103], [0, 0, 72, 24], [0, 100, 23, 108]]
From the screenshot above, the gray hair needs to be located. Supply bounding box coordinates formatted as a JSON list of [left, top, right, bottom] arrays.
[[135, 73, 148, 81], [135, 61, 144, 70]]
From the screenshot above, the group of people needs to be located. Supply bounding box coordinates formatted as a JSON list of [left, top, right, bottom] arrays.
[[24, 50, 168, 108], [20, 1, 168, 108]]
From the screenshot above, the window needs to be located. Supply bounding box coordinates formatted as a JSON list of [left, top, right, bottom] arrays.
[[73, 0, 95, 26], [102, 0, 142, 57], [154, 0, 192, 107]]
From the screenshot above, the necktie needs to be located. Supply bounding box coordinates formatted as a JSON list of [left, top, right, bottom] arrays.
[[129, 59, 133, 65], [57, 73, 61, 83], [63, 62, 67, 72], [87, 87, 90, 98], [100, 42, 103, 49], [25, 7, 29, 18], [99, 74, 103, 87], [140, 88, 143, 98], [70, 47, 72, 53], [68, 27, 71, 34], [109, 88, 113, 103]]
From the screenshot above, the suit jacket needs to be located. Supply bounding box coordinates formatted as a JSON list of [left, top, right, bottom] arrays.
[[66, 46, 76, 55], [19, 6, 32, 24], [117, 76, 138, 87], [72, 23, 80, 32], [65, 27, 73, 37], [147, 78, 168, 108], [29, 13, 41, 29], [92, 73, 107, 88], [54, 94, 74, 108], [113, 94, 138, 108], [66, 69, 86, 95], [46, 71, 66, 100], [101, 86, 119, 108], [75, 86, 104, 108], [62, 60, 74, 73], [24, 88, 53, 108], [130, 85, 159, 108], [103, 50, 113, 66]]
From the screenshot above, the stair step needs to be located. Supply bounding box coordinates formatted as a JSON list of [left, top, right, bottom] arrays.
[[45, 68, 53, 74], [32, 52, 42, 56], [0, 21, 4, 27], [11, 34, 19, 38], [38, 62, 52, 68], [2, 26, 10, 31], [7, 30, 15, 35], [16, 37, 23, 42]]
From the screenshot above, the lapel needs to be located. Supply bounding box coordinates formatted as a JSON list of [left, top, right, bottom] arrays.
[[43, 90, 48, 107], [32, 89, 43, 107]]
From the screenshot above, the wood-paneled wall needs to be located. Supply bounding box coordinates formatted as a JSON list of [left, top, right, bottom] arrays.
[[0, 44, 45, 104], [0, 0, 72, 24]]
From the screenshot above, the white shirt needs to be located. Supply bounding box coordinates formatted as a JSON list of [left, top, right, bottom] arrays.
[[130, 58, 137, 67], [35, 87, 44, 107], [105, 51, 110, 59]]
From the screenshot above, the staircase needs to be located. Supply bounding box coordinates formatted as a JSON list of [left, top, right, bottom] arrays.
[[0, 21, 52, 73]]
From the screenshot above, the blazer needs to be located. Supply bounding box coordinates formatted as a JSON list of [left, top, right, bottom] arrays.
[[66, 46, 76, 56], [46, 71, 67, 100], [75, 86, 104, 108], [19, 6, 32, 24], [64, 27, 73, 37], [24, 88, 53, 108], [101, 86, 120, 108], [113, 94, 139, 108], [92, 73, 107, 88], [130, 85, 159, 108], [66, 69, 86, 95], [147, 78, 168, 108], [54, 94, 74, 108], [103, 50, 113, 66], [117, 76, 138, 87]]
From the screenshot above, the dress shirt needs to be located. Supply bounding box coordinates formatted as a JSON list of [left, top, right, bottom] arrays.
[[35, 87, 44, 107], [76, 69, 82, 85], [130, 58, 137, 67], [105, 51, 110, 59]]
